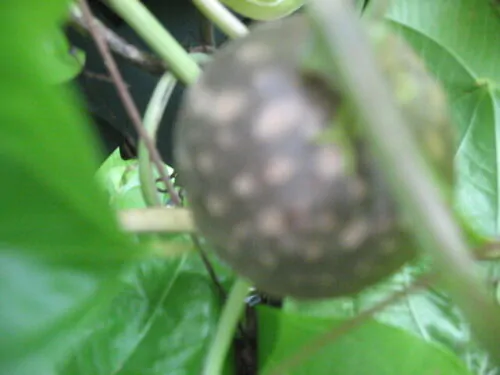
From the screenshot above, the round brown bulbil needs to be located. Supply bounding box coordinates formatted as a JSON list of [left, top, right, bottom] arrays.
[[173, 15, 455, 299]]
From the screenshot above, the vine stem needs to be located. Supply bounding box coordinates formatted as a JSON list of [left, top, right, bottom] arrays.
[[306, 0, 500, 365], [138, 72, 177, 207], [193, 0, 249, 39], [90, 1, 249, 370], [104, 0, 202, 85], [69, 4, 168, 75], [78, 0, 181, 206], [138, 53, 214, 209], [137, 69, 226, 297], [203, 278, 252, 375]]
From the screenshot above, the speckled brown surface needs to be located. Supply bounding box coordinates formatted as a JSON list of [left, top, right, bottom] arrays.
[[173, 15, 455, 299]]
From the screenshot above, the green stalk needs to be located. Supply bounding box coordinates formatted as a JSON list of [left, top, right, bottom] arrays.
[[118, 207, 196, 234], [137, 51, 211, 209], [138, 72, 177, 207], [137, 53, 211, 207], [306, 0, 500, 364], [104, 0, 201, 85], [203, 278, 252, 375], [136, 71, 193, 261], [193, 0, 249, 39], [191, 52, 215, 66]]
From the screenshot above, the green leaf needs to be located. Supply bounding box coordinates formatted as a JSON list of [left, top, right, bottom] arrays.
[[220, 0, 304, 21], [78, 153, 237, 374], [101, 160, 149, 210], [96, 149, 139, 203], [283, 264, 427, 318], [58, 254, 233, 375], [283, 263, 498, 375], [0, 2, 139, 374], [97, 149, 237, 288], [257, 305, 474, 375], [44, 26, 85, 84], [383, 0, 500, 237]]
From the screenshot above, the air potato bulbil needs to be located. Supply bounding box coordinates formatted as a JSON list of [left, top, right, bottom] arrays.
[[173, 15, 454, 299]]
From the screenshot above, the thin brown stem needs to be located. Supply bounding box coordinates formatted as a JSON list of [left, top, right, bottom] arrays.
[[199, 14, 216, 49], [82, 70, 116, 83], [70, 4, 168, 76], [265, 272, 435, 375], [78, 0, 181, 206], [473, 241, 500, 260], [191, 235, 227, 301]]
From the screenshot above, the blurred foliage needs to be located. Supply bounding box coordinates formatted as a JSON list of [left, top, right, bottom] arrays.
[[2, 0, 500, 375]]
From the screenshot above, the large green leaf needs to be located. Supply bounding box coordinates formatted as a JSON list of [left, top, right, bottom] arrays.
[[58, 153, 236, 375], [283, 263, 498, 375], [0, 2, 139, 374], [382, 0, 500, 236], [257, 305, 473, 375], [58, 255, 234, 375], [44, 26, 85, 85]]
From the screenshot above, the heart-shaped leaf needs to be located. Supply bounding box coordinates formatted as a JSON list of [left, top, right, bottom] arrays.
[[283, 262, 498, 375], [58, 254, 235, 375], [257, 305, 474, 375], [383, 0, 500, 237], [62, 151, 237, 375]]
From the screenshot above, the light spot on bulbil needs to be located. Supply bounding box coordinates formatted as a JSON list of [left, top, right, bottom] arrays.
[[188, 82, 213, 116], [259, 252, 278, 268], [339, 218, 369, 249], [232, 172, 257, 197], [257, 208, 286, 237], [212, 90, 248, 125], [252, 98, 301, 140], [395, 73, 418, 103], [263, 157, 295, 186], [303, 242, 324, 262], [205, 194, 228, 217], [236, 41, 272, 64], [315, 147, 343, 180], [252, 68, 292, 95], [424, 132, 446, 165], [196, 152, 215, 174]]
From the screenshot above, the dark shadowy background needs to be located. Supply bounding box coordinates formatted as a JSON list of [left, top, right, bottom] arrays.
[[66, 0, 249, 165], [67, 0, 364, 165]]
